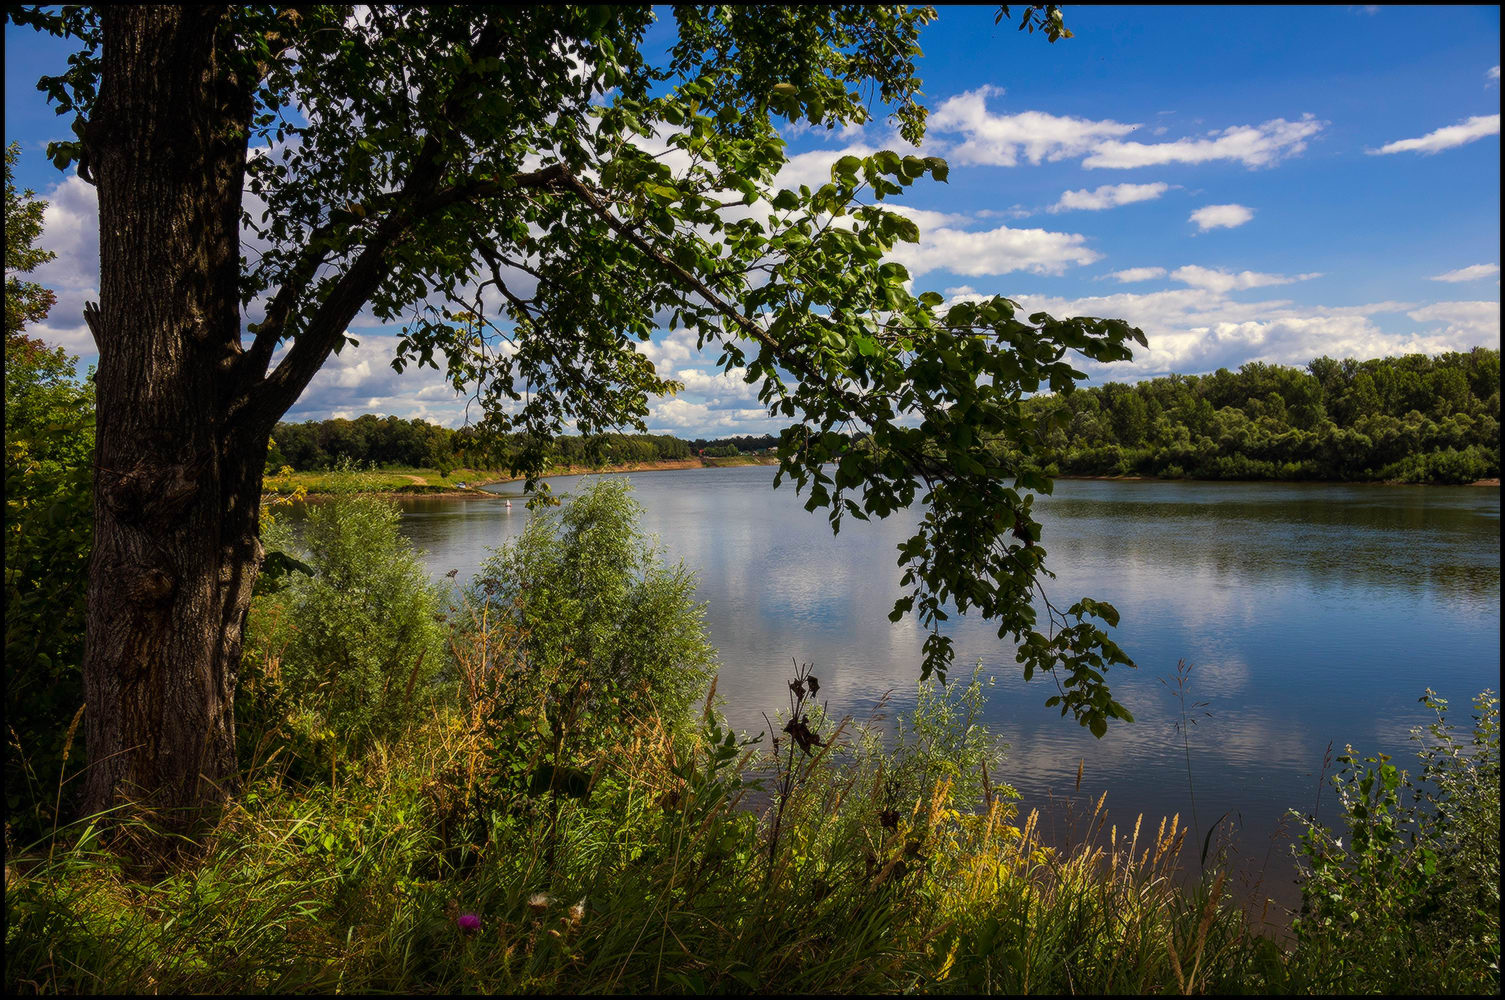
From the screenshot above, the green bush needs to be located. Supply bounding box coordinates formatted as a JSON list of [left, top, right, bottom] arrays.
[[1289, 689, 1500, 993], [244, 494, 446, 757], [863, 663, 1014, 812], [407, 480, 719, 874], [470, 479, 716, 740], [1377, 446, 1495, 484], [4, 334, 93, 841]]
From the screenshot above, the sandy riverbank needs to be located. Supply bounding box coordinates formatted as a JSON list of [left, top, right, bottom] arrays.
[[263, 456, 780, 501]]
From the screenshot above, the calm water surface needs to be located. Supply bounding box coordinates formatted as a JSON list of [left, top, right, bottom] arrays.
[[369, 468, 1499, 911]]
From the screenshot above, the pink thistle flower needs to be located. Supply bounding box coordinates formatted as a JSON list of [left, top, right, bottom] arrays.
[[457, 912, 481, 933]]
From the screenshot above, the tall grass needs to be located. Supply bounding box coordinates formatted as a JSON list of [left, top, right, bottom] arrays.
[[10, 684, 1497, 993], [6, 673, 1295, 994]]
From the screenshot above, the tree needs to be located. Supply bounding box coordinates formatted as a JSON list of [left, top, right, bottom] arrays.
[[4, 141, 57, 335], [5, 147, 94, 835], [10, 5, 1143, 831]]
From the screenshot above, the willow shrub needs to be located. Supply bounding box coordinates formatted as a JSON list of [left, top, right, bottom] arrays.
[[243, 493, 446, 761], [468, 478, 716, 739]]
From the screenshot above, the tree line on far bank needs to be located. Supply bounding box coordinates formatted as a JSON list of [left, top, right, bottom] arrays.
[[267, 417, 783, 473], [267, 419, 697, 473], [1020, 348, 1499, 484], [269, 350, 1500, 485]]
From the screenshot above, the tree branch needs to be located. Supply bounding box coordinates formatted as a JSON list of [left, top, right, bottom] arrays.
[[232, 13, 514, 432], [237, 161, 571, 402], [551, 167, 784, 355]]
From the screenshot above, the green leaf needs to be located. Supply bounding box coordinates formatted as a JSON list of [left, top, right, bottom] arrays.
[[833, 155, 863, 182], [770, 189, 800, 211]]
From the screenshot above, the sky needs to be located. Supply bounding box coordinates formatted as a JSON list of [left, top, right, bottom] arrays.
[[5, 5, 1501, 437]]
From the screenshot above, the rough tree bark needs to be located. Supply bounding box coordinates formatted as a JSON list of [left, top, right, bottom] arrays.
[[82, 7, 267, 830]]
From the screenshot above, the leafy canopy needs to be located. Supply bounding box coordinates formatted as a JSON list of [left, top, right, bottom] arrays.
[[14, 5, 1143, 734], [4, 141, 58, 337]]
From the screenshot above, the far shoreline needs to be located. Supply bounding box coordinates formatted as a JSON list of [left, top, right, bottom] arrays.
[[265, 460, 1499, 504], [1052, 473, 1501, 488], [262, 455, 780, 501]]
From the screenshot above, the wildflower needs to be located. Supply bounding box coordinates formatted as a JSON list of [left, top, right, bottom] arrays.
[[457, 912, 482, 933], [527, 892, 551, 914]]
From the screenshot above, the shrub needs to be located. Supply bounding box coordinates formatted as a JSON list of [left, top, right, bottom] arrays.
[[864, 663, 1013, 812], [244, 493, 446, 757], [435, 480, 717, 857], [469, 478, 716, 739], [4, 335, 93, 841], [1289, 689, 1500, 993]]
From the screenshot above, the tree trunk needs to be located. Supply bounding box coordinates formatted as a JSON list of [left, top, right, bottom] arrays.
[[82, 7, 264, 834]]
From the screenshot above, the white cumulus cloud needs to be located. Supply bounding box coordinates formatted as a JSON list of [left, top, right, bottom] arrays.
[[1189, 204, 1254, 231], [1083, 115, 1323, 169], [1106, 267, 1168, 283], [1049, 182, 1170, 213], [635, 328, 701, 374], [1430, 263, 1500, 283], [1006, 285, 1490, 382], [282, 332, 484, 427], [890, 221, 1101, 277], [1170, 265, 1320, 294], [646, 396, 772, 435], [672, 366, 764, 403], [1405, 301, 1501, 343], [1370, 114, 1500, 155], [929, 86, 1140, 167], [24, 175, 101, 356]]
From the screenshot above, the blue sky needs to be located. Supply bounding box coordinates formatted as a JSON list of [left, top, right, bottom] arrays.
[[6, 6, 1500, 436]]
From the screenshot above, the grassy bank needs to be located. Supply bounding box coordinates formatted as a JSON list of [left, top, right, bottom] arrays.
[[8, 485, 1496, 994], [701, 454, 780, 468], [2, 703, 1283, 994], [262, 457, 1499, 502], [9, 685, 1497, 994]]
